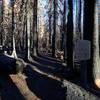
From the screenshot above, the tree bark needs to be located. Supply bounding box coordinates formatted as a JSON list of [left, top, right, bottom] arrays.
[[26, 0, 31, 59], [61, 0, 66, 51], [52, 0, 58, 57], [11, 0, 17, 58], [78, 0, 81, 39], [81, 0, 84, 39], [49, 0, 52, 47], [93, 4, 100, 88], [1, 0, 4, 45], [66, 0, 74, 69], [83, 0, 100, 88], [33, 0, 38, 56]]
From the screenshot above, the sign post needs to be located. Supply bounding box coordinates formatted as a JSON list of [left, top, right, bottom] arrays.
[[74, 40, 91, 86], [74, 40, 91, 61]]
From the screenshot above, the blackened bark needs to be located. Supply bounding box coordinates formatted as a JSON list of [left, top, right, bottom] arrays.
[[33, 0, 38, 56], [83, 0, 96, 84], [66, 0, 74, 69], [52, 0, 57, 57], [61, 0, 66, 51], [49, 0, 52, 46]]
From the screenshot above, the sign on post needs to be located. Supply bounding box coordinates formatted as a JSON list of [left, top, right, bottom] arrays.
[[74, 40, 91, 61]]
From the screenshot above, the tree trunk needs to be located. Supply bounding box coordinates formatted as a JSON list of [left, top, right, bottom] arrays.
[[81, 0, 84, 39], [11, 0, 17, 58], [26, 0, 31, 59], [33, 0, 38, 56], [62, 0, 67, 62], [49, 0, 52, 47], [61, 0, 66, 51], [66, 0, 74, 69], [78, 0, 81, 39], [52, 0, 57, 57], [76, 0, 79, 38], [1, 0, 3, 45], [25, 0, 28, 59], [93, 4, 100, 88], [84, 0, 95, 86]]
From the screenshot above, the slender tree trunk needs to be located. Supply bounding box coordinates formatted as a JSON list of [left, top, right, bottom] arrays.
[[12, 1, 14, 49], [11, 0, 17, 58], [76, 0, 79, 37], [81, 0, 84, 39], [20, 0, 24, 51], [66, 0, 74, 69], [26, 0, 31, 59], [52, 0, 57, 57], [33, 0, 38, 56], [75, 0, 81, 39], [25, 15, 28, 59], [61, 0, 66, 51], [49, 0, 52, 47], [22, 16, 25, 51], [78, 0, 81, 39], [1, 0, 3, 45], [25, 0, 28, 59], [62, 0, 67, 62]]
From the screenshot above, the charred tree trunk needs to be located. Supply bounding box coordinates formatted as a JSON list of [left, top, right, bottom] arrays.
[[49, 0, 52, 47], [33, 0, 38, 56], [61, 0, 66, 51], [52, 0, 57, 57], [83, 0, 100, 87], [66, 0, 74, 69], [62, 0, 67, 62]]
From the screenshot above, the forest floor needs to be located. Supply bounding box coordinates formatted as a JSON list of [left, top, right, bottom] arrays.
[[0, 55, 100, 100]]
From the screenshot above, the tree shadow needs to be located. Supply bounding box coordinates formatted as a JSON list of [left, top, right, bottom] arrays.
[[0, 75, 25, 100], [32, 54, 62, 68], [23, 65, 67, 100], [27, 59, 75, 80], [38, 53, 61, 63]]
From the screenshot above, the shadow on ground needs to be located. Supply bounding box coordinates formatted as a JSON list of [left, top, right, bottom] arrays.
[[27, 57, 77, 80], [23, 65, 67, 100]]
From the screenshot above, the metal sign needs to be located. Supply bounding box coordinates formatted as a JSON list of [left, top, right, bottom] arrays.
[[74, 40, 91, 61]]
